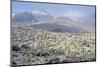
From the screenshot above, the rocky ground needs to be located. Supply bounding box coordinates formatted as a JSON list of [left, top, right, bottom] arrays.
[[11, 25, 96, 66]]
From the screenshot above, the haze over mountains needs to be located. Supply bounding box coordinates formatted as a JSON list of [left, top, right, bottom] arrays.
[[12, 10, 95, 33]]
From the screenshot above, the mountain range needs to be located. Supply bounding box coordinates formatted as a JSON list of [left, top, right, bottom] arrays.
[[12, 10, 95, 33], [12, 10, 54, 23]]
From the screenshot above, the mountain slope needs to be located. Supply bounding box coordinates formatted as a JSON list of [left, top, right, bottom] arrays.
[[32, 10, 54, 21], [30, 17, 86, 33], [12, 10, 54, 24], [81, 14, 95, 33], [12, 12, 38, 24]]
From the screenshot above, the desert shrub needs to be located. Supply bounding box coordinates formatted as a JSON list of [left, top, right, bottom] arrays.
[[36, 52, 50, 56], [62, 59, 70, 63], [47, 57, 60, 64], [12, 54, 18, 57], [62, 44, 71, 54], [82, 40, 89, 46], [21, 45, 30, 49], [48, 48, 65, 55], [11, 61, 18, 67], [12, 45, 20, 51], [54, 49, 64, 55]]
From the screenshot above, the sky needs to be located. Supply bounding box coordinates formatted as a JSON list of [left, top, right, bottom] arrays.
[[12, 1, 96, 18]]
